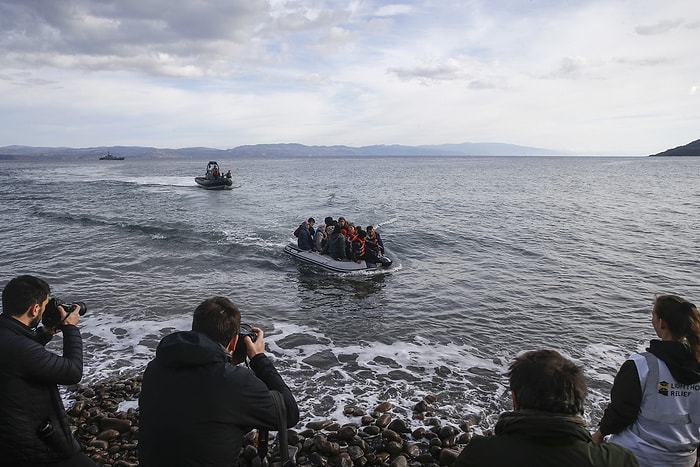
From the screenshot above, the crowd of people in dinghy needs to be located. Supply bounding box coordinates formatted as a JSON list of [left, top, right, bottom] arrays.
[[294, 216, 386, 264]]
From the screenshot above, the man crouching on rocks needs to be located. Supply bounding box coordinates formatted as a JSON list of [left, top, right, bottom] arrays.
[[138, 296, 299, 467]]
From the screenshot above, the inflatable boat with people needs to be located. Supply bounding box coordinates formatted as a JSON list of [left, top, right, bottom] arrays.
[[195, 161, 232, 189], [283, 243, 392, 274]]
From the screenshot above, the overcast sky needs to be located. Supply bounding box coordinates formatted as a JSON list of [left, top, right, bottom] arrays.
[[1, 0, 698, 154]]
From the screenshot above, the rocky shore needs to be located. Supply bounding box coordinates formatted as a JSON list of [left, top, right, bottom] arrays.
[[68, 376, 473, 466]]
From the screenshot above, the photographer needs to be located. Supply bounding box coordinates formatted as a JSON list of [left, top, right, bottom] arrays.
[[138, 296, 299, 467], [0, 275, 95, 467]]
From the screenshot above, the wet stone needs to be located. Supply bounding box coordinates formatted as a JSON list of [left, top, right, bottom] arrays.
[[376, 401, 393, 413], [386, 440, 403, 456], [360, 415, 375, 426], [337, 424, 358, 440], [338, 452, 354, 467], [383, 429, 402, 443], [439, 447, 461, 466], [390, 454, 409, 467], [438, 425, 457, 440], [376, 413, 392, 428], [307, 420, 333, 430], [413, 400, 429, 413], [100, 417, 132, 433], [388, 418, 411, 433], [96, 429, 120, 441], [88, 439, 109, 449], [403, 442, 422, 458], [326, 422, 340, 431], [347, 445, 365, 460]]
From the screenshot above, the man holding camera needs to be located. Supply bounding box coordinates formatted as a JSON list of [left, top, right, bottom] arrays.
[[138, 296, 299, 467], [0, 275, 95, 467]]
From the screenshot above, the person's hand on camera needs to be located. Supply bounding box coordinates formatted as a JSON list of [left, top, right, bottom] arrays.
[[245, 327, 265, 358], [59, 304, 81, 327]]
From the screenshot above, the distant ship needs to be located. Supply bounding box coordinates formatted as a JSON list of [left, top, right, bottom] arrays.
[[99, 152, 125, 160]]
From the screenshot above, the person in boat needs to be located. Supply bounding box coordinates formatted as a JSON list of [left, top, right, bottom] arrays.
[[336, 217, 348, 235], [225, 170, 232, 178], [295, 219, 314, 250], [321, 220, 336, 255], [344, 224, 356, 258], [313, 224, 327, 252], [325, 223, 346, 260], [307, 217, 316, 238], [357, 230, 384, 264], [349, 229, 366, 263], [593, 295, 700, 467], [212, 166, 220, 178], [139, 296, 299, 467], [453, 349, 638, 467], [365, 225, 384, 255]]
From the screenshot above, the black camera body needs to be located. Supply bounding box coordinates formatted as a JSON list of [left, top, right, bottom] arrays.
[[42, 297, 87, 329], [232, 323, 257, 362]]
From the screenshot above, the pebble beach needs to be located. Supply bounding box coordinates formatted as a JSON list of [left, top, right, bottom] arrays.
[[68, 376, 472, 467]]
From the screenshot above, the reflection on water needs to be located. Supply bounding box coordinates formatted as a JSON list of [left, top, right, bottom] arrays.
[[295, 272, 388, 300]]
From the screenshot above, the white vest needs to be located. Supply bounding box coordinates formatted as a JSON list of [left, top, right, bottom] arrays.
[[609, 352, 700, 467]]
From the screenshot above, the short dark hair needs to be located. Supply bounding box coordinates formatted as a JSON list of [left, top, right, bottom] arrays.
[[2, 275, 50, 317], [191, 296, 241, 347], [508, 349, 586, 415]]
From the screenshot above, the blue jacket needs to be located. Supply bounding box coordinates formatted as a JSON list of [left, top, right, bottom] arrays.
[[297, 222, 314, 250], [139, 331, 299, 467]]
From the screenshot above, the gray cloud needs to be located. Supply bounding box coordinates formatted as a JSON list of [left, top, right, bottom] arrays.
[[0, 0, 271, 75], [635, 19, 682, 35]]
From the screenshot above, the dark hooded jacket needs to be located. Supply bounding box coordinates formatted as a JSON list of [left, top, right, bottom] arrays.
[[454, 410, 639, 467], [325, 228, 346, 259], [598, 339, 700, 435], [0, 313, 85, 466], [138, 331, 299, 467]]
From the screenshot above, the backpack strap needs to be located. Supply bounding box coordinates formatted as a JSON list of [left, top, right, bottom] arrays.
[[270, 390, 294, 467]]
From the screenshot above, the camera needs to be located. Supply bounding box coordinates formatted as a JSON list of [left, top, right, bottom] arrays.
[[42, 297, 87, 329], [232, 323, 257, 362]]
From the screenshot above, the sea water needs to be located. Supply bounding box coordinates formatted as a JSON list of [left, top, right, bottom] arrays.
[[1, 155, 699, 433]]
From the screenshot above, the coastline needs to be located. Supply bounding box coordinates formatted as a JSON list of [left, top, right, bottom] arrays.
[[68, 375, 471, 466]]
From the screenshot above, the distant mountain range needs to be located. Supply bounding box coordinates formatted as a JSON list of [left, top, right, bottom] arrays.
[[650, 138, 700, 157], [0, 142, 570, 160], [2, 139, 696, 159]]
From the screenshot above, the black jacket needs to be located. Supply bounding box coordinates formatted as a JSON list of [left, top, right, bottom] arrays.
[[454, 410, 639, 467], [138, 331, 300, 467], [0, 314, 84, 465]]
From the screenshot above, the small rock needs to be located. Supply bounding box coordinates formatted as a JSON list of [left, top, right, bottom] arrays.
[[388, 418, 411, 433], [96, 429, 120, 441], [390, 454, 409, 467], [88, 439, 109, 449], [376, 401, 393, 413], [337, 424, 358, 440], [100, 417, 132, 433], [439, 447, 461, 466], [376, 413, 392, 428], [307, 420, 333, 430]]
